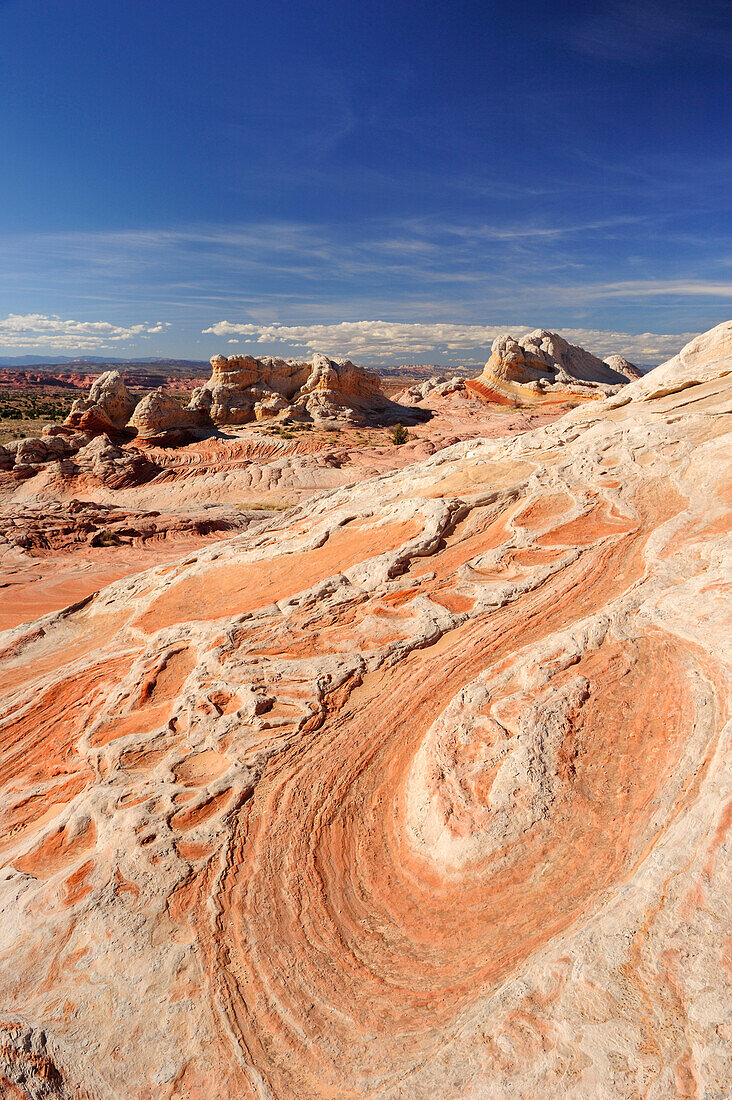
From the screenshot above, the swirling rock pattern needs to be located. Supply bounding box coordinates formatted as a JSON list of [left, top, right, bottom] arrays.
[[0, 324, 730, 1098]]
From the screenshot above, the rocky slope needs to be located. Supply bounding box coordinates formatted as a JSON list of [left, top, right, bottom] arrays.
[[0, 393, 563, 631], [0, 323, 730, 1099], [467, 329, 642, 406], [0, 502, 263, 634]]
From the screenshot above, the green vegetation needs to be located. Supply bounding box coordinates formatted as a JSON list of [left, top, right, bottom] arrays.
[[264, 421, 314, 439], [0, 392, 73, 422], [90, 528, 122, 547], [236, 500, 295, 511], [391, 423, 409, 445], [0, 390, 76, 444]]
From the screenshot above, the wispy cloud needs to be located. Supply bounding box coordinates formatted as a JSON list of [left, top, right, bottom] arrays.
[[2, 219, 729, 317], [203, 319, 695, 366], [568, 280, 732, 299], [568, 0, 732, 64], [0, 218, 728, 356], [0, 313, 170, 351]]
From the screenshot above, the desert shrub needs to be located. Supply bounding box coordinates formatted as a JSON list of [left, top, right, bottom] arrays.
[[391, 423, 409, 445], [91, 528, 121, 547]]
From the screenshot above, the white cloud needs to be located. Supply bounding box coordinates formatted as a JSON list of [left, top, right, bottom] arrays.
[[565, 280, 732, 299], [0, 313, 169, 351], [202, 319, 697, 366]]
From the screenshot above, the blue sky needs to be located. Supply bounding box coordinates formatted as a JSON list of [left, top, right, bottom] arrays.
[[0, 0, 729, 365]]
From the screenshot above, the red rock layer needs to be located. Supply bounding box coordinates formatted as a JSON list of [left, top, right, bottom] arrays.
[[0, 324, 730, 1098]]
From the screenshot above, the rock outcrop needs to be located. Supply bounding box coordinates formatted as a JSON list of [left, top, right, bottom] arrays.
[[467, 329, 642, 405], [0, 430, 157, 489], [128, 388, 200, 443], [0, 322, 730, 1098], [397, 374, 466, 403], [0, 498, 257, 555], [188, 351, 391, 425], [64, 369, 138, 433], [67, 433, 159, 489], [603, 352, 642, 379]]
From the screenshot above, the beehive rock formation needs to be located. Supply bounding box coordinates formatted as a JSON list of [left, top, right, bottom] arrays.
[[128, 388, 200, 443], [467, 329, 642, 405], [0, 323, 730, 1098], [188, 351, 389, 425], [64, 370, 139, 434]]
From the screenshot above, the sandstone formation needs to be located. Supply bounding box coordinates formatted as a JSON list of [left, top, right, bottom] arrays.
[[0, 403, 556, 637], [0, 322, 730, 1098], [0, 431, 157, 490], [603, 352, 641, 379], [467, 329, 642, 405], [188, 351, 397, 425], [128, 388, 200, 443], [293, 351, 386, 421], [47, 355, 421, 449], [397, 374, 466, 403], [64, 370, 138, 434], [0, 501, 265, 633], [0, 432, 87, 476]]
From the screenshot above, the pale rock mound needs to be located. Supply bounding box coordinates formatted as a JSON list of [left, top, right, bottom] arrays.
[[608, 317, 732, 401], [467, 329, 638, 405], [188, 351, 389, 425], [0, 432, 87, 479], [0, 426, 158, 488], [64, 370, 138, 433], [69, 433, 158, 489], [187, 354, 309, 425], [293, 352, 386, 422], [0, 323, 730, 1099], [398, 374, 466, 404], [128, 387, 200, 443], [0, 428, 157, 490], [603, 352, 642, 379]]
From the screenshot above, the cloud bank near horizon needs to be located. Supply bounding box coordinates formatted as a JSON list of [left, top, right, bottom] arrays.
[[0, 313, 169, 352], [0, 312, 703, 367], [201, 320, 697, 366]]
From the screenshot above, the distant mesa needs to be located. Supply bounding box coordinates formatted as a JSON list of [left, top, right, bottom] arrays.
[[466, 329, 641, 406]]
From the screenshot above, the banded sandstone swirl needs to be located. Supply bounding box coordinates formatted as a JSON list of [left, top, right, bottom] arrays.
[[0, 323, 730, 1099]]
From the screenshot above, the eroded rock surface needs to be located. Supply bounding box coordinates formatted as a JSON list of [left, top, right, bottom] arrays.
[[64, 370, 138, 434], [0, 432, 158, 490], [603, 352, 641, 379], [397, 374, 466, 403], [467, 329, 642, 406], [128, 388, 200, 443], [188, 351, 408, 425], [0, 324, 730, 1098], [0, 500, 265, 632]]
